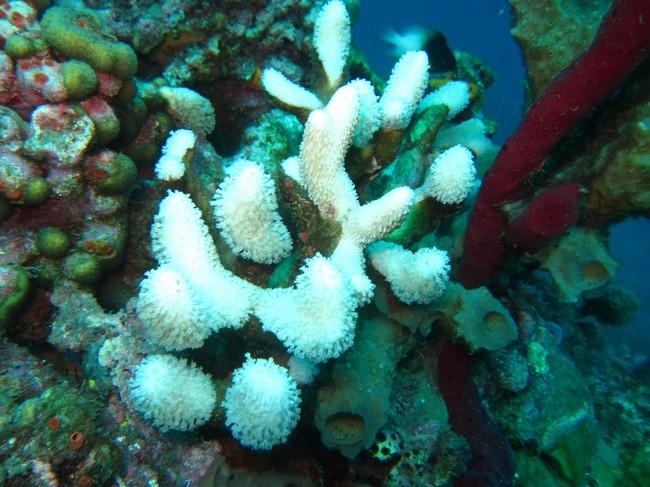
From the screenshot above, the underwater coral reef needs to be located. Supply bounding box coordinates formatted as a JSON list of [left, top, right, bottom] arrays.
[[0, 0, 648, 486]]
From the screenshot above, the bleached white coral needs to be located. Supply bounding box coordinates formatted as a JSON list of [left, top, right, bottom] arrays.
[[129, 354, 216, 431], [281, 156, 303, 185], [151, 191, 220, 274], [136, 265, 211, 350], [155, 129, 196, 181], [222, 355, 301, 450], [287, 355, 319, 385], [299, 85, 359, 221], [368, 241, 450, 304], [261, 68, 323, 111], [419, 80, 470, 119], [380, 51, 430, 129], [255, 254, 357, 363], [314, 0, 351, 88], [421, 145, 476, 205], [342, 186, 415, 245], [435, 118, 498, 157], [346, 79, 381, 147], [150, 190, 254, 330], [160, 86, 216, 136], [329, 238, 374, 305], [212, 160, 292, 264]]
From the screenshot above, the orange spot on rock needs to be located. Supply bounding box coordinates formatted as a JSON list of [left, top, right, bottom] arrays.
[[77, 475, 92, 487], [47, 417, 60, 430], [33, 72, 49, 85], [70, 431, 84, 450]]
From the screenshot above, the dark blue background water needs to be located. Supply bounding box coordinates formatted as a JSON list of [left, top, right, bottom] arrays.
[[354, 0, 648, 355], [353, 0, 524, 142]]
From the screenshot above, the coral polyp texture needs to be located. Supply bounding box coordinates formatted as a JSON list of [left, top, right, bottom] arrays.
[[222, 355, 301, 450], [0, 0, 648, 486], [129, 354, 217, 431]]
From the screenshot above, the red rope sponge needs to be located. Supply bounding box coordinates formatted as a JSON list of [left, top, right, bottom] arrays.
[[506, 184, 581, 252], [460, 0, 650, 288]]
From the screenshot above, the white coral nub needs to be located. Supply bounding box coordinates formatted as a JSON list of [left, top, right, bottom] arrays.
[[213, 160, 292, 264], [380, 50, 430, 129], [300, 86, 360, 221], [155, 129, 196, 181], [223, 355, 301, 450], [255, 255, 357, 363], [314, 0, 351, 89], [130, 354, 216, 432], [261, 68, 323, 111], [136, 265, 210, 350], [422, 145, 476, 205], [346, 79, 381, 147], [150, 190, 254, 331], [419, 80, 471, 119], [368, 241, 450, 304], [342, 186, 415, 245], [159, 86, 216, 136]]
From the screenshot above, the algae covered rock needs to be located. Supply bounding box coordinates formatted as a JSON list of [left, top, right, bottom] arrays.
[[24, 103, 95, 168], [490, 344, 596, 454], [508, 0, 612, 100]]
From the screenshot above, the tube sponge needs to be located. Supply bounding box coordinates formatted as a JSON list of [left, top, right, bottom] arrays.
[[129, 354, 216, 431], [368, 241, 450, 304], [136, 266, 211, 350], [222, 355, 301, 450], [380, 51, 429, 129], [212, 160, 292, 264], [314, 0, 351, 88]]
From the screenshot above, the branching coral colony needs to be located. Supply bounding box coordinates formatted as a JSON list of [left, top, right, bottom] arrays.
[[0, 0, 509, 460], [98, 0, 511, 455]]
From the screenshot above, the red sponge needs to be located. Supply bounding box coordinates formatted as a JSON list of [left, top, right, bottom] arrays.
[[506, 184, 581, 252], [460, 0, 650, 288]]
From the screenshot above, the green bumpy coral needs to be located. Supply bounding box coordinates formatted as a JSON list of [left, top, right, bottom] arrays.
[[62, 60, 98, 100], [0, 265, 29, 328], [4, 34, 35, 59], [85, 152, 138, 194], [23, 177, 50, 206], [63, 251, 102, 285], [41, 6, 138, 80], [36, 228, 71, 259]]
